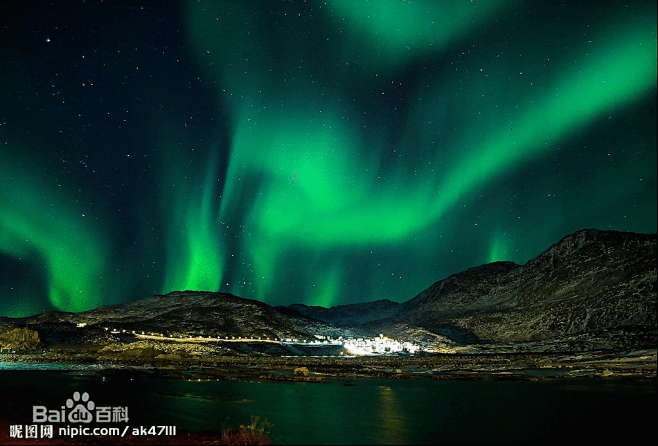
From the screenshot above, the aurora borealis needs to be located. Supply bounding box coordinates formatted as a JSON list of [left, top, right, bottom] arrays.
[[1, 1, 656, 316]]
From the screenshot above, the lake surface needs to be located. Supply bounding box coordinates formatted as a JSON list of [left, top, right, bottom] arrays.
[[1, 364, 655, 444]]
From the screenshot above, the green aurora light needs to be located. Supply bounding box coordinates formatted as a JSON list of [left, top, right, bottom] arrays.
[[0, 151, 110, 313], [0, 1, 656, 315], [177, 0, 657, 304]]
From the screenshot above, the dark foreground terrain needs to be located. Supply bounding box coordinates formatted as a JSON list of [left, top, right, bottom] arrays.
[[2, 349, 655, 445], [1, 229, 655, 383], [2, 345, 656, 382]]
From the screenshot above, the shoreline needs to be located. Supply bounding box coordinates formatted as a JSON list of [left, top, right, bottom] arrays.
[[2, 348, 656, 382], [3, 352, 655, 444]]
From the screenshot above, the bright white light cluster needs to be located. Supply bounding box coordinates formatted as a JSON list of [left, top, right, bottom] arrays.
[[343, 334, 424, 356]]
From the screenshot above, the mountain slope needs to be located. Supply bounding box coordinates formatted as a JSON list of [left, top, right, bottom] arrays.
[[278, 299, 400, 326], [397, 229, 656, 347], [13, 291, 313, 343], [2, 229, 655, 353]]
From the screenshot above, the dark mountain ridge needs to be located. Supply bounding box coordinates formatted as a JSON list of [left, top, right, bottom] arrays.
[[276, 229, 656, 349], [395, 229, 656, 347], [277, 299, 400, 326], [7, 291, 313, 344], [1, 229, 656, 352]]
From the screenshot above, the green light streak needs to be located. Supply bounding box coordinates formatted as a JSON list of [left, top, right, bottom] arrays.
[[227, 101, 370, 227], [237, 12, 657, 247], [0, 151, 109, 314], [487, 233, 510, 264], [424, 13, 657, 226], [309, 264, 342, 308], [327, 0, 516, 77], [0, 1, 653, 316], [158, 132, 225, 294], [179, 1, 656, 304]]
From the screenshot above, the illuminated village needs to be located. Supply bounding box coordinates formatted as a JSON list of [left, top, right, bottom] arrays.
[[97, 326, 434, 356]]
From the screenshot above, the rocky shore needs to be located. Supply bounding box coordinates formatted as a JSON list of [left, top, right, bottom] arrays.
[[2, 342, 655, 445], [2, 345, 655, 383], [2, 229, 655, 387]]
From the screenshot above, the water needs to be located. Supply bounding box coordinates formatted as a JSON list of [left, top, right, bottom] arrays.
[[1, 364, 654, 444]]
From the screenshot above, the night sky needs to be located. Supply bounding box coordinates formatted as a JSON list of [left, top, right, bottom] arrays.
[[1, 1, 656, 317]]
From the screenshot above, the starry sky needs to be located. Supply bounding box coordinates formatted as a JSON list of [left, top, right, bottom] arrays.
[[1, 0, 656, 317]]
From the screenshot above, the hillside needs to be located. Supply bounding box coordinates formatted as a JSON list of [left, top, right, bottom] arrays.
[[1, 229, 655, 354], [396, 229, 656, 349]]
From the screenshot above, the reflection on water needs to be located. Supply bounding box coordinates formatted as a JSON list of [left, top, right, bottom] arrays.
[[378, 386, 404, 444], [1, 366, 655, 444]]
